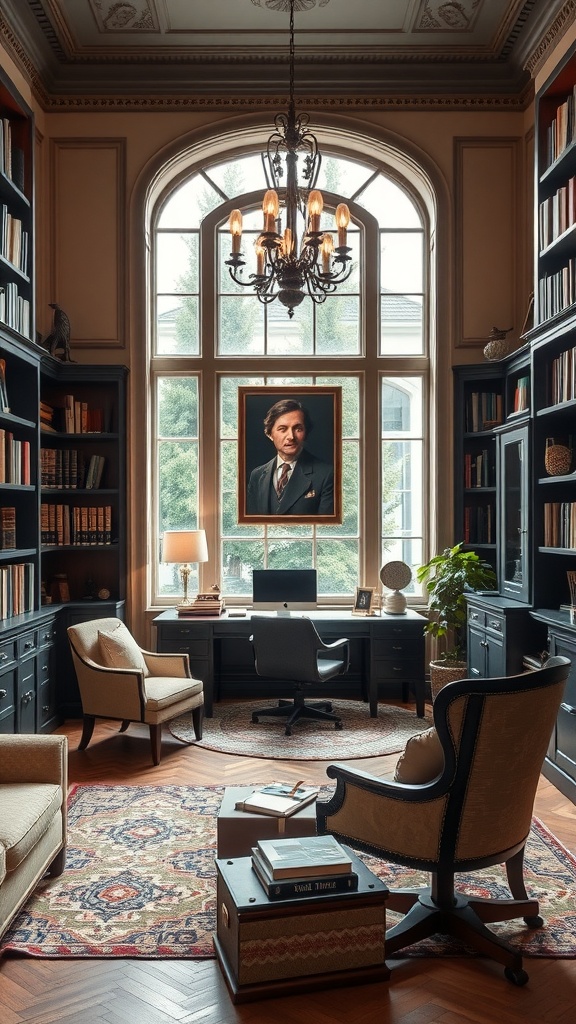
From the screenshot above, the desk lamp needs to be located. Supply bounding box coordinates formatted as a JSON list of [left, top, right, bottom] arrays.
[[162, 530, 208, 607]]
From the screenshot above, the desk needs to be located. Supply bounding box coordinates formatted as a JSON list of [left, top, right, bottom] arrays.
[[154, 608, 426, 719]]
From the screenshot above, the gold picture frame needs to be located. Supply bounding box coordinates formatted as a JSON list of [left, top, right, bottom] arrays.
[[352, 586, 374, 616]]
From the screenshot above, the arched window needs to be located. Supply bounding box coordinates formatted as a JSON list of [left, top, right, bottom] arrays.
[[151, 141, 430, 606]]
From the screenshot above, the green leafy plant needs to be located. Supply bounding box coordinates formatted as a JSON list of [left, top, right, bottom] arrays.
[[416, 543, 496, 662]]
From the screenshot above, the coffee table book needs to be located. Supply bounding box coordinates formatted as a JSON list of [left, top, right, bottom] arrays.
[[255, 834, 353, 879], [251, 846, 359, 900], [214, 849, 389, 1003], [234, 785, 318, 818]]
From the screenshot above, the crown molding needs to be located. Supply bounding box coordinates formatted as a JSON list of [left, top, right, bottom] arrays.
[[524, 0, 576, 77]]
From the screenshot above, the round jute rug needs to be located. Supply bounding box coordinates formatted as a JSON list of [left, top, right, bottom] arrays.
[[169, 699, 433, 760]]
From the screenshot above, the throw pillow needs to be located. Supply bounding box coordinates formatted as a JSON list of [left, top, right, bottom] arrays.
[[98, 622, 149, 676], [393, 726, 444, 784]]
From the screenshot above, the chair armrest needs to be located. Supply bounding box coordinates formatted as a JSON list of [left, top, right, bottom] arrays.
[[0, 734, 68, 787], [318, 638, 350, 674], [142, 651, 191, 677]]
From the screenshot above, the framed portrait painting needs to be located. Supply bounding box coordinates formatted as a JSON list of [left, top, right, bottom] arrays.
[[238, 385, 342, 525]]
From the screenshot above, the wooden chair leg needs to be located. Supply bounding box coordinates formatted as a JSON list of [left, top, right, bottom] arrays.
[[119, 720, 131, 733], [149, 724, 162, 765], [192, 705, 204, 740], [48, 847, 66, 877], [78, 715, 95, 751]]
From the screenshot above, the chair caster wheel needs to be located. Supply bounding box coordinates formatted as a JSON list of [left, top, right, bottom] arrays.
[[504, 967, 529, 986], [285, 727, 292, 736], [335, 721, 343, 730], [251, 715, 259, 723], [524, 914, 544, 928]]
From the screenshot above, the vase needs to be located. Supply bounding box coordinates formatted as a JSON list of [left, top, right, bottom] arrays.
[[544, 439, 572, 476]]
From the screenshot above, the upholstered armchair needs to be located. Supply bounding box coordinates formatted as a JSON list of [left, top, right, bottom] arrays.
[[317, 657, 571, 985], [67, 617, 204, 765], [0, 734, 68, 941]]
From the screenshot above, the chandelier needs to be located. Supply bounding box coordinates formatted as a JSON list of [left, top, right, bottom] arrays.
[[225, 0, 352, 318]]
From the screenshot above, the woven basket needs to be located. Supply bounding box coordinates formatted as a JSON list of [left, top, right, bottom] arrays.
[[483, 336, 516, 361], [430, 660, 467, 701], [545, 441, 572, 476]]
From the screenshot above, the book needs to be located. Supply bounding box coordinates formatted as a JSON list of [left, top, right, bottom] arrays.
[[255, 834, 353, 880], [234, 784, 319, 818], [251, 846, 359, 900]]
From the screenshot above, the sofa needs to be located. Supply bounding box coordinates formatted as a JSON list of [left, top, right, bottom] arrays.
[[0, 734, 68, 942]]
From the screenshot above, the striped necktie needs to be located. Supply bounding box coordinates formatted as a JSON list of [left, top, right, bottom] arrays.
[[276, 462, 290, 498]]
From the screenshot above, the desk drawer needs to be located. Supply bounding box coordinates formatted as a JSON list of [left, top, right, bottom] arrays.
[[372, 638, 423, 658], [373, 658, 423, 681], [160, 639, 211, 659], [159, 623, 211, 641], [0, 638, 17, 672], [17, 630, 38, 659]]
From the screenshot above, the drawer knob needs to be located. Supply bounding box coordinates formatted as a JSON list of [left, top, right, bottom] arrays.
[[0, 689, 6, 699], [560, 702, 576, 716], [24, 641, 34, 650], [42, 705, 50, 712], [0, 652, 8, 662]]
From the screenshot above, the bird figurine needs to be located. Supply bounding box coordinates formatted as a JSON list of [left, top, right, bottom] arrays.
[[43, 303, 74, 361]]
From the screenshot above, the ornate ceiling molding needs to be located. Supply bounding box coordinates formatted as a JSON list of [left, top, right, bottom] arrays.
[[524, 0, 576, 77]]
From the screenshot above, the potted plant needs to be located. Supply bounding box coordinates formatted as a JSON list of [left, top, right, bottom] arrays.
[[417, 542, 496, 699]]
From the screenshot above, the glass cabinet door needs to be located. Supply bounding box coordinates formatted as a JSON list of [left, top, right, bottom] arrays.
[[499, 424, 530, 603]]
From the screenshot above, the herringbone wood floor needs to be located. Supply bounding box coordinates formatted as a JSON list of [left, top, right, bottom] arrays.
[[1, 707, 576, 1024]]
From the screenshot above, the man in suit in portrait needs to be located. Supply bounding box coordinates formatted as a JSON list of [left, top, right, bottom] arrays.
[[246, 398, 334, 516]]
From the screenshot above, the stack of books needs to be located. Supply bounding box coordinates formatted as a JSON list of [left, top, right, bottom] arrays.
[[178, 592, 225, 617], [251, 834, 358, 901]]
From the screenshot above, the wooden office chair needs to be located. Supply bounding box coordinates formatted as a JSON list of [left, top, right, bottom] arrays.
[[67, 617, 204, 765], [250, 615, 350, 736], [317, 656, 571, 985]]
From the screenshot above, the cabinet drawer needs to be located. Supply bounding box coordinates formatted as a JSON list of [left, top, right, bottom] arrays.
[[17, 631, 38, 659], [159, 623, 211, 641], [484, 613, 504, 635], [0, 638, 17, 671], [467, 606, 486, 627], [372, 623, 424, 640], [372, 638, 423, 658], [38, 624, 57, 647]]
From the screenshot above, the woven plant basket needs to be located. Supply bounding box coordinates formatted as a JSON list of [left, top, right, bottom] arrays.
[[545, 440, 572, 476], [430, 660, 467, 701], [483, 336, 516, 361]]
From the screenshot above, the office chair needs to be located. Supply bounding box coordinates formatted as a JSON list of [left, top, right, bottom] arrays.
[[250, 615, 350, 736], [317, 656, 571, 985]]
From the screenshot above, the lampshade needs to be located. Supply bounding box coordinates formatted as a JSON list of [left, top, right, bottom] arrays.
[[163, 530, 208, 565]]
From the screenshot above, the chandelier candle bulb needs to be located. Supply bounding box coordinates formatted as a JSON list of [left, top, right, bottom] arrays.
[[263, 189, 279, 232], [321, 233, 334, 273], [254, 239, 265, 276], [307, 189, 323, 232], [228, 209, 243, 254], [336, 203, 350, 247]]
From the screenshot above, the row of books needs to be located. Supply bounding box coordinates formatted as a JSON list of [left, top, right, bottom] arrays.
[[40, 449, 106, 489], [464, 450, 493, 489], [544, 87, 576, 170], [40, 503, 112, 546], [0, 204, 29, 275], [0, 562, 34, 622], [538, 260, 576, 322], [463, 503, 495, 545], [0, 505, 15, 549], [549, 346, 576, 405], [539, 177, 576, 250], [0, 283, 30, 338], [250, 834, 357, 901], [464, 391, 503, 433], [41, 396, 107, 434], [543, 501, 576, 550], [0, 430, 30, 484], [0, 117, 25, 191]]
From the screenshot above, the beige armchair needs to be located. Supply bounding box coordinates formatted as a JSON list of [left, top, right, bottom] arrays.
[[0, 734, 67, 941], [317, 656, 571, 986], [67, 617, 204, 765]]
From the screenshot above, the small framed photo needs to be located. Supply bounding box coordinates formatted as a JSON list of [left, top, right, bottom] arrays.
[[352, 586, 374, 616]]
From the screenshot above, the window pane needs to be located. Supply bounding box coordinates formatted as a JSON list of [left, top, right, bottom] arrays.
[[156, 295, 199, 355], [317, 539, 359, 595], [158, 440, 198, 534], [316, 295, 360, 355], [156, 232, 198, 293], [357, 174, 421, 228], [158, 376, 198, 437], [381, 232, 423, 292], [315, 156, 374, 197], [380, 294, 423, 355], [219, 295, 265, 354], [207, 155, 268, 197], [159, 176, 221, 229], [381, 376, 424, 589], [267, 302, 314, 355]]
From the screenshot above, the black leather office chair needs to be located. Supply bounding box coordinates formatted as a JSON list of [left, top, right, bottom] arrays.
[[250, 615, 350, 736]]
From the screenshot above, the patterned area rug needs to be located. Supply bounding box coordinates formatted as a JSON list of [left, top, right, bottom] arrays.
[[1, 784, 575, 960], [169, 700, 433, 759]]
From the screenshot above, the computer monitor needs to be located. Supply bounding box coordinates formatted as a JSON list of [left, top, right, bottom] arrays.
[[252, 569, 317, 612]]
